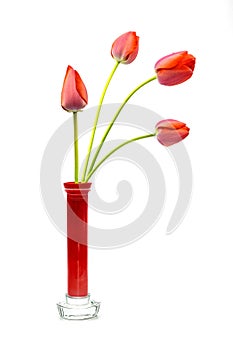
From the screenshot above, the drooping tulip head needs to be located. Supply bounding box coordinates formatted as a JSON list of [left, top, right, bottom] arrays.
[[154, 51, 196, 86], [61, 65, 88, 112], [155, 119, 190, 146], [111, 31, 139, 64]]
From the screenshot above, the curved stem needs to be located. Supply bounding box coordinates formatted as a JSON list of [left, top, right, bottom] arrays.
[[81, 60, 120, 181], [85, 133, 155, 182], [86, 76, 157, 177], [73, 111, 79, 183]]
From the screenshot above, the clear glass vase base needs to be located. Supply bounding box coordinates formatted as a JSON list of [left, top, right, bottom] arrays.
[[57, 294, 100, 320]]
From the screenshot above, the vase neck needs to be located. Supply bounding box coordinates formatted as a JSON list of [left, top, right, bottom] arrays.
[[64, 182, 92, 196]]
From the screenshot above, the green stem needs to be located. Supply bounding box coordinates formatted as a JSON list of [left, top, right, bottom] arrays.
[[73, 112, 79, 183], [85, 133, 155, 182], [86, 76, 157, 178], [82, 60, 120, 181]]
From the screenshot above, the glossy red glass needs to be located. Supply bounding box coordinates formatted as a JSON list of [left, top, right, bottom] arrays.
[[64, 182, 92, 297]]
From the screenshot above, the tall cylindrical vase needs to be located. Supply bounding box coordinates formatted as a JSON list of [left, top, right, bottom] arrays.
[[57, 182, 100, 320]]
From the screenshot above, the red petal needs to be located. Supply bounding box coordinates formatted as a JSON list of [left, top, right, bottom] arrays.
[[75, 70, 88, 105], [157, 126, 189, 146], [156, 119, 186, 130], [156, 66, 193, 86], [155, 51, 187, 70], [181, 54, 196, 71]]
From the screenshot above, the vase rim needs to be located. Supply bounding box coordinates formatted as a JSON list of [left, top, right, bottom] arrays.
[[64, 182, 92, 191]]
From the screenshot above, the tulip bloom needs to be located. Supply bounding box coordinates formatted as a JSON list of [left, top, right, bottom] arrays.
[[155, 119, 190, 146], [61, 65, 88, 112], [111, 31, 139, 64], [154, 51, 195, 86]]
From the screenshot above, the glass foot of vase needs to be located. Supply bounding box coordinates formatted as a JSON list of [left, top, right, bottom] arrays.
[[57, 294, 100, 320]]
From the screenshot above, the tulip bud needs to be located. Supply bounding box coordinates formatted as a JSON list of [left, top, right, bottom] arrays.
[[61, 65, 88, 112], [154, 51, 196, 86], [111, 31, 139, 64], [155, 119, 190, 146]]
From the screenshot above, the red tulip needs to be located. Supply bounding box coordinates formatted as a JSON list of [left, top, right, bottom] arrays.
[[155, 119, 190, 146], [61, 65, 88, 112], [154, 51, 196, 86], [111, 31, 139, 64]]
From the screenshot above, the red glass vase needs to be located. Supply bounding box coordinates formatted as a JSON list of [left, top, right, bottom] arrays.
[[57, 182, 100, 320]]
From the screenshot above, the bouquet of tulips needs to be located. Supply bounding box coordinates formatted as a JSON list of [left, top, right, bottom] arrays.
[[61, 31, 195, 183]]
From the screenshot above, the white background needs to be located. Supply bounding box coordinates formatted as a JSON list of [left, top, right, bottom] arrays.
[[0, 0, 233, 348]]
